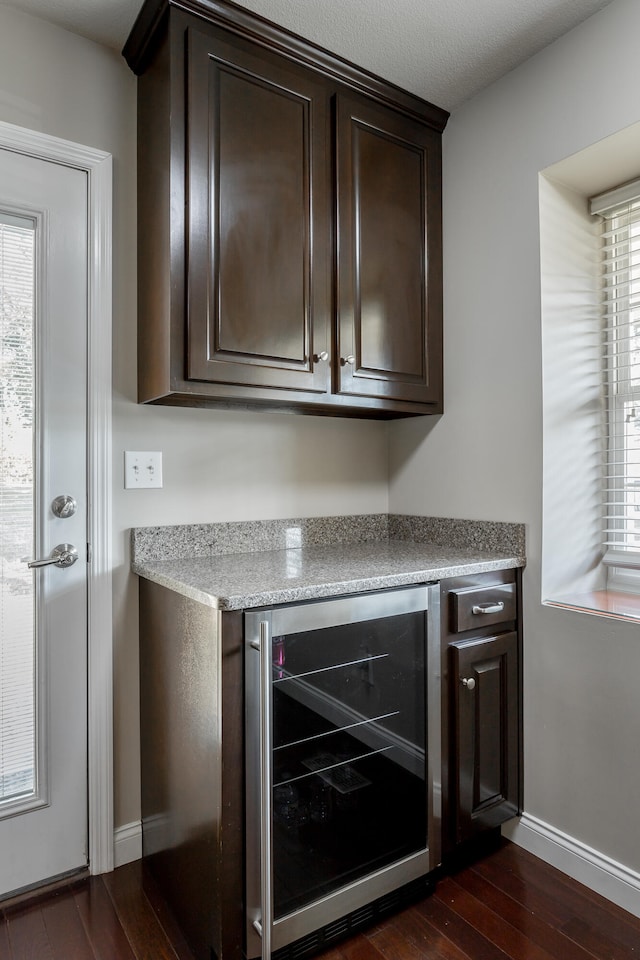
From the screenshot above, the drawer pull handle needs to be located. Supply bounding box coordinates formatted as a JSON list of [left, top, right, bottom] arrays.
[[461, 677, 476, 690], [472, 601, 505, 615]]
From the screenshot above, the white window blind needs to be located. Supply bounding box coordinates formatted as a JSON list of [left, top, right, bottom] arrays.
[[591, 179, 640, 566]]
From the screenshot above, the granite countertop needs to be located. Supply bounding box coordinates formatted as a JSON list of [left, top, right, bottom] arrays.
[[131, 515, 526, 610]]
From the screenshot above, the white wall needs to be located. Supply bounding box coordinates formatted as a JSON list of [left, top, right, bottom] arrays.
[[0, 7, 389, 832], [390, 0, 640, 874]]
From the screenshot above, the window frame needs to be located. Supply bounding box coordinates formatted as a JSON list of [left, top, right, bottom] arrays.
[[592, 185, 640, 590]]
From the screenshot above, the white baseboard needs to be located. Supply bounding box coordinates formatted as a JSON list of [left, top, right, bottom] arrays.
[[113, 821, 142, 868], [503, 813, 640, 919]]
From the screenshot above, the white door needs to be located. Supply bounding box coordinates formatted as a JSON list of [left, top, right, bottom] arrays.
[[0, 148, 88, 895]]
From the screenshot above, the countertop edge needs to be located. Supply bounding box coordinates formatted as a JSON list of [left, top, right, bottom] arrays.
[[132, 554, 526, 610]]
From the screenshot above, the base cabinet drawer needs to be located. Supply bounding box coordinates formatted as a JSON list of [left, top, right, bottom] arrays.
[[449, 582, 516, 633], [450, 631, 520, 844]]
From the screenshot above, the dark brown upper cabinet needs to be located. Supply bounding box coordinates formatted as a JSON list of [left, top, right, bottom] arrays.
[[336, 95, 442, 406], [124, 0, 449, 418], [186, 28, 331, 397]]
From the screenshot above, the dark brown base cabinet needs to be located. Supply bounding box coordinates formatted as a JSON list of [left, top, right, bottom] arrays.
[[138, 581, 245, 960], [440, 571, 523, 854], [123, 0, 448, 418], [138, 571, 522, 960]]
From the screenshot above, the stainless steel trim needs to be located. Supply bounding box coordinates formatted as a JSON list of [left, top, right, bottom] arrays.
[[245, 619, 264, 959], [271, 848, 430, 950], [426, 583, 442, 871], [258, 620, 273, 960], [264, 585, 430, 638], [472, 601, 505, 615]]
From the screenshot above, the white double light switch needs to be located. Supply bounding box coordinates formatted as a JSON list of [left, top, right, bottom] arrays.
[[124, 451, 163, 489]]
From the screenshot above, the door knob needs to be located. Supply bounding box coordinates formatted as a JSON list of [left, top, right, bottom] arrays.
[[461, 677, 476, 690], [313, 351, 329, 363], [28, 544, 78, 569], [341, 355, 355, 366]]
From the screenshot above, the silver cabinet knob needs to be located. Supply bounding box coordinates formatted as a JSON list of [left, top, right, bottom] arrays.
[[28, 544, 78, 569], [313, 351, 329, 363], [51, 494, 77, 519], [461, 677, 476, 691], [341, 355, 355, 366]]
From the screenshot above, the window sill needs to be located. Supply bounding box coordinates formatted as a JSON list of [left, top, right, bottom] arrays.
[[545, 590, 640, 623]]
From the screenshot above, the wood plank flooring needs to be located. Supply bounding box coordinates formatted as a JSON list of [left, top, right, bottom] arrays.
[[1, 839, 639, 959]]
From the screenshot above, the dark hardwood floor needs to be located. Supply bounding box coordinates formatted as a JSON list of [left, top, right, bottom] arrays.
[[1, 839, 639, 959]]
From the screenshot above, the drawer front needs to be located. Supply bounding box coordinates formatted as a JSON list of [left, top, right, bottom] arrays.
[[449, 582, 516, 633]]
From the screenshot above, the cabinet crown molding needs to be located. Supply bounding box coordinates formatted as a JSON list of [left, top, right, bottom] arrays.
[[123, 0, 449, 132]]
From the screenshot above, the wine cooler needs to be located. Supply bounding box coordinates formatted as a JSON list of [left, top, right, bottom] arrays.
[[244, 584, 441, 959]]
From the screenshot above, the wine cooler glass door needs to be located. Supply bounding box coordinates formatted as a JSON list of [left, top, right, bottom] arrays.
[[245, 584, 441, 959]]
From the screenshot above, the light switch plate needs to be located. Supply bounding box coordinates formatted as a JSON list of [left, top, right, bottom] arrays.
[[124, 451, 163, 489]]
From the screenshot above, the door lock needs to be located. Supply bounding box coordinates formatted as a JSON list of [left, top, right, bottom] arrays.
[[51, 495, 77, 518]]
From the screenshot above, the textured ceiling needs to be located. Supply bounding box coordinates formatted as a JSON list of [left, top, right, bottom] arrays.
[[0, 0, 616, 110]]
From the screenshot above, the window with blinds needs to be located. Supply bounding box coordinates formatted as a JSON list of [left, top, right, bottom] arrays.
[[591, 180, 640, 572]]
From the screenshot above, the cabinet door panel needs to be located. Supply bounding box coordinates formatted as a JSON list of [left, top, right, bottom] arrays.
[[451, 631, 519, 843], [187, 29, 330, 393], [336, 94, 442, 405]]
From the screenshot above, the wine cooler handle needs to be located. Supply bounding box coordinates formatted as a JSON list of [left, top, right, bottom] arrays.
[[251, 622, 273, 960]]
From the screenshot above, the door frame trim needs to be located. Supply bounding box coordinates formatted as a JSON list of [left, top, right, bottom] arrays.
[[0, 120, 114, 875]]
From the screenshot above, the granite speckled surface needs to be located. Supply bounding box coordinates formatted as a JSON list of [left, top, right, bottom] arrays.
[[388, 515, 525, 555], [132, 515, 525, 610]]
